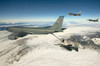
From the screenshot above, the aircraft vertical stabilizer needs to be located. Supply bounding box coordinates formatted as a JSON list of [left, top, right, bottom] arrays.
[[50, 16, 64, 31], [77, 11, 82, 14]]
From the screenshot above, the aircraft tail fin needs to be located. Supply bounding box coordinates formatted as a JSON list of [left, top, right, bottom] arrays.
[[77, 11, 82, 14], [50, 16, 64, 31]]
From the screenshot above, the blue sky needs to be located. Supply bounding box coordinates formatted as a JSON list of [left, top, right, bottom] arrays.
[[0, 0, 100, 23]]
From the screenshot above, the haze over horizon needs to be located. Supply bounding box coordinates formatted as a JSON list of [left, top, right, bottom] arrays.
[[0, 0, 100, 23]]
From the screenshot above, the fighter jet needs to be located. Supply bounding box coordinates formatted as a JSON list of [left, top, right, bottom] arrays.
[[88, 18, 99, 22], [6, 16, 65, 40], [67, 11, 82, 16]]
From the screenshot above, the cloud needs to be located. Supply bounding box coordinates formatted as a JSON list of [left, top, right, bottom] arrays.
[[53, 24, 100, 39], [0, 26, 100, 66]]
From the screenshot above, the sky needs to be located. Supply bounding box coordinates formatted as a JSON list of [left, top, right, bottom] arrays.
[[0, 0, 100, 23]]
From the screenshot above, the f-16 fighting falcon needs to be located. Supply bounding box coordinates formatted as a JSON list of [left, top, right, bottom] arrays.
[[88, 18, 99, 22], [67, 11, 82, 16]]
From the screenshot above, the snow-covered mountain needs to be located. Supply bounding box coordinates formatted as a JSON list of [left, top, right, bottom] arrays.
[[0, 25, 100, 66]]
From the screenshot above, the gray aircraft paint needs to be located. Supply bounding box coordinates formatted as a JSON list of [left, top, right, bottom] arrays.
[[6, 16, 65, 40], [67, 11, 81, 16], [88, 18, 99, 22]]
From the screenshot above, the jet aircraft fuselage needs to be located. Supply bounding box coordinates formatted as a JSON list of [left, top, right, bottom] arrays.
[[88, 18, 99, 22], [67, 11, 82, 16], [6, 16, 65, 40]]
